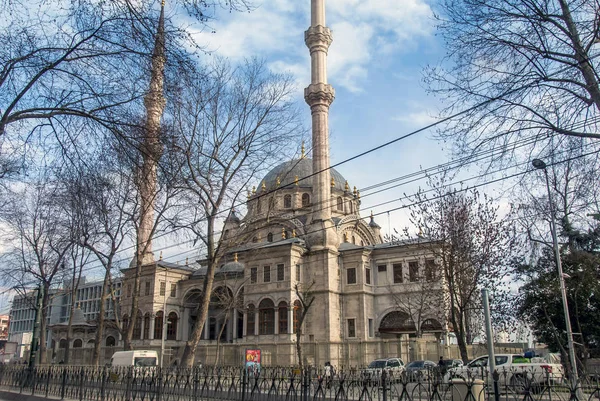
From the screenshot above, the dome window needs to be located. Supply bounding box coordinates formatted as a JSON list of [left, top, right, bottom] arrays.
[[267, 232, 274, 242], [337, 197, 343, 211], [301, 193, 310, 207], [284, 194, 292, 209]]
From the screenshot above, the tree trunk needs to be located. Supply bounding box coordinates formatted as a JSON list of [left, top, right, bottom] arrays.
[[63, 300, 75, 364], [215, 316, 229, 365], [295, 328, 303, 371], [38, 282, 51, 365], [93, 265, 111, 365], [124, 257, 142, 351], [181, 217, 219, 367]]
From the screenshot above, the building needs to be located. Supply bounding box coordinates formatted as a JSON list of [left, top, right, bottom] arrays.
[[117, 0, 448, 368], [0, 314, 9, 341]]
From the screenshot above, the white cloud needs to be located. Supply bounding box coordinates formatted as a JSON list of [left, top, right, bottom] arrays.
[[392, 110, 437, 126], [189, 0, 433, 92]]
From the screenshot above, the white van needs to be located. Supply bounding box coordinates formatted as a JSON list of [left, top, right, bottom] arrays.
[[111, 350, 158, 367]]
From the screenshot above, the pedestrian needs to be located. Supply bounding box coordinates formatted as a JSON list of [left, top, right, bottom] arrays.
[[324, 361, 334, 389], [438, 356, 446, 377]]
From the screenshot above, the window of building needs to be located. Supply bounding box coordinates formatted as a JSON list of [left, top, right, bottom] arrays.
[[278, 301, 288, 334], [154, 311, 163, 340], [144, 282, 151, 296], [347, 268, 357, 285], [277, 264, 285, 281], [143, 313, 151, 339], [347, 319, 356, 338], [250, 267, 257, 284], [296, 264, 301, 281], [409, 261, 419, 282], [170, 283, 177, 298], [393, 263, 403, 283], [377, 264, 387, 272], [284, 194, 292, 208], [267, 232, 273, 242], [425, 259, 437, 281], [252, 236, 258, 243], [301, 193, 310, 207], [337, 197, 343, 211], [368, 318, 374, 337], [126, 284, 132, 298], [133, 311, 142, 339], [365, 267, 371, 285], [263, 265, 271, 283], [259, 299, 275, 335], [122, 315, 129, 333], [105, 336, 116, 347], [73, 339, 83, 348], [246, 304, 256, 335], [293, 300, 302, 333], [167, 312, 178, 340], [160, 282, 166, 296]]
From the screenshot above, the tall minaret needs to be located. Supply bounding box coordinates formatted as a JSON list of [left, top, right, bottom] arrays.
[[305, 0, 338, 250]]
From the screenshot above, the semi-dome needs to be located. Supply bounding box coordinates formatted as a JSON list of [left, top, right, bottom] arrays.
[[261, 158, 347, 191]]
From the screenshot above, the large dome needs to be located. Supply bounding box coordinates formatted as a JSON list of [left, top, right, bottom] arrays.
[[261, 158, 347, 191]]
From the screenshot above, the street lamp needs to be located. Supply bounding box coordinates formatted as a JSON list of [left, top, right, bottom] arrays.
[[531, 158, 579, 390]]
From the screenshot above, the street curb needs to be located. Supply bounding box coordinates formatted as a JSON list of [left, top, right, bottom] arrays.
[[0, 390, 62, 401]]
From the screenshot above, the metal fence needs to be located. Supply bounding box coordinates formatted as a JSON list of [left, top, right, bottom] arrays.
[[0, 364, 598, 401]]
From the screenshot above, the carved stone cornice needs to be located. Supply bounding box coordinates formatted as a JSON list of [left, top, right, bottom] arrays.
[[305, 25, 333, 54], [304, 83, 335, 108]]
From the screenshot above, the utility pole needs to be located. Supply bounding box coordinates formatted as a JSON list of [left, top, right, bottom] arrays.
[[28, 285, 43, 368]]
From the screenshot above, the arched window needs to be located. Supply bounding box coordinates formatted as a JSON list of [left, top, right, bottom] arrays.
[[278, 301, 288, 334], [352, 236, 356, 244], [259, 299, 275, 335], [301, 193, 310, 207], [337, 197, 343, 211], [293, 300, 302, 333], [143, 313, 151, 339], [73, 339, 83, 348], [284, 194, 292, 208], [87, 339, 95, 348], [122, 315, 129, 333], [59, 339, 67, 349], [252, 236, 258, 243], [246, 304, 255, 336], [167, 312, 178, 340], [105, 336, 116, 347], [154, 311, 163, 340], [267, 232, 273, 242], [133, 310, 142, 339], [51, 340, 56, 350], [349, 202, 353, 214]]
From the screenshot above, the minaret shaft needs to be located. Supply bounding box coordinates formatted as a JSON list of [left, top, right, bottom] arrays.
[[305, 0, 334, 227]]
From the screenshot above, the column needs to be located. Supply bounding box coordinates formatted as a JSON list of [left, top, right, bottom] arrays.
[[288, 308, 294, 334], [149, 314, 155, 340], [274, 308, 279, 335]]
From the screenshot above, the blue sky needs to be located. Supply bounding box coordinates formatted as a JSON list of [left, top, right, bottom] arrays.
[[188, 0, 449, 236]]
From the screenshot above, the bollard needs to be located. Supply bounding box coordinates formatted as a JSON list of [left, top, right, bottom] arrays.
[[451, 378, 485, 401]]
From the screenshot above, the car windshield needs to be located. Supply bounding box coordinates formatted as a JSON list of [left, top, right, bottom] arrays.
[[368, 360, 386, 369], [134, 357, 157, 367], [407, 361, 424, 368]]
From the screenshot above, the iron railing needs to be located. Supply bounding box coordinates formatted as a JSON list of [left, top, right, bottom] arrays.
[[0, 364, 598, 401]]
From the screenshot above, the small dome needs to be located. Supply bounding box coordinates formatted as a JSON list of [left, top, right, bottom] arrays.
[[369, 215, 381, 229], [225, 210, 241, 224], [261, 158, 347, 191], [191, 266, 207, 278], [71, 308, 87, 325], [218, 261, 244, 275]]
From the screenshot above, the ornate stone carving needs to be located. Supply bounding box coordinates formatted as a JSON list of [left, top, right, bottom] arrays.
[[304, 83, 335, 108], [305, 25, 333, 54]]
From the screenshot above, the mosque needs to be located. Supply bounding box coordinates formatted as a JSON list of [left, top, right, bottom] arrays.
[[69, 0, 448, 367]]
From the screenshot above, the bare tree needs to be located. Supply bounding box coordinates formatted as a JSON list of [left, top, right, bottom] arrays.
[[210, 283, 245, 365], [427, 0, 600, 167], [293, 282, 315, 371], [163, 57, 303, 367], [407, 178, 517, 362], [0, 180, 73, 364]]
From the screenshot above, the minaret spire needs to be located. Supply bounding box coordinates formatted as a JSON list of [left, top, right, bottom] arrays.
[[137, 1, 167, 264], [305, 0, 337, 249]]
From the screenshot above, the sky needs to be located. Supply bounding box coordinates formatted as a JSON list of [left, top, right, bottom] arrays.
[[184, 0, 450, 239]]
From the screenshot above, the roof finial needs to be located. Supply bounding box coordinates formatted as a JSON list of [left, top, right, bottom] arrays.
[[292, 229, 296, 238], [159, 251, 163, 261], [353, 186, 357, 197], [330, 177, 335, 188], [276, 176, 281, 187], [247, 190, 251, 200], [261, 181, 266, 192], [345, 181, 349, 192], [282, 228, 286, 239], [295, 175, 299, 186], [370, 210, 374, 218], [185, 257, 189, 265], [357, 189, 361, 199], [234, 253, 238, 262], [252, 186, 256, 195], [301, 142, 305, 158]]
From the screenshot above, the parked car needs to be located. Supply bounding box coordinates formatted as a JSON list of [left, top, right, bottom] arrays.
[[405, 360, 437, 381], [361, 357, 405, 384], [441, 359, 464, 369], [444, 354, 564, 390]]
